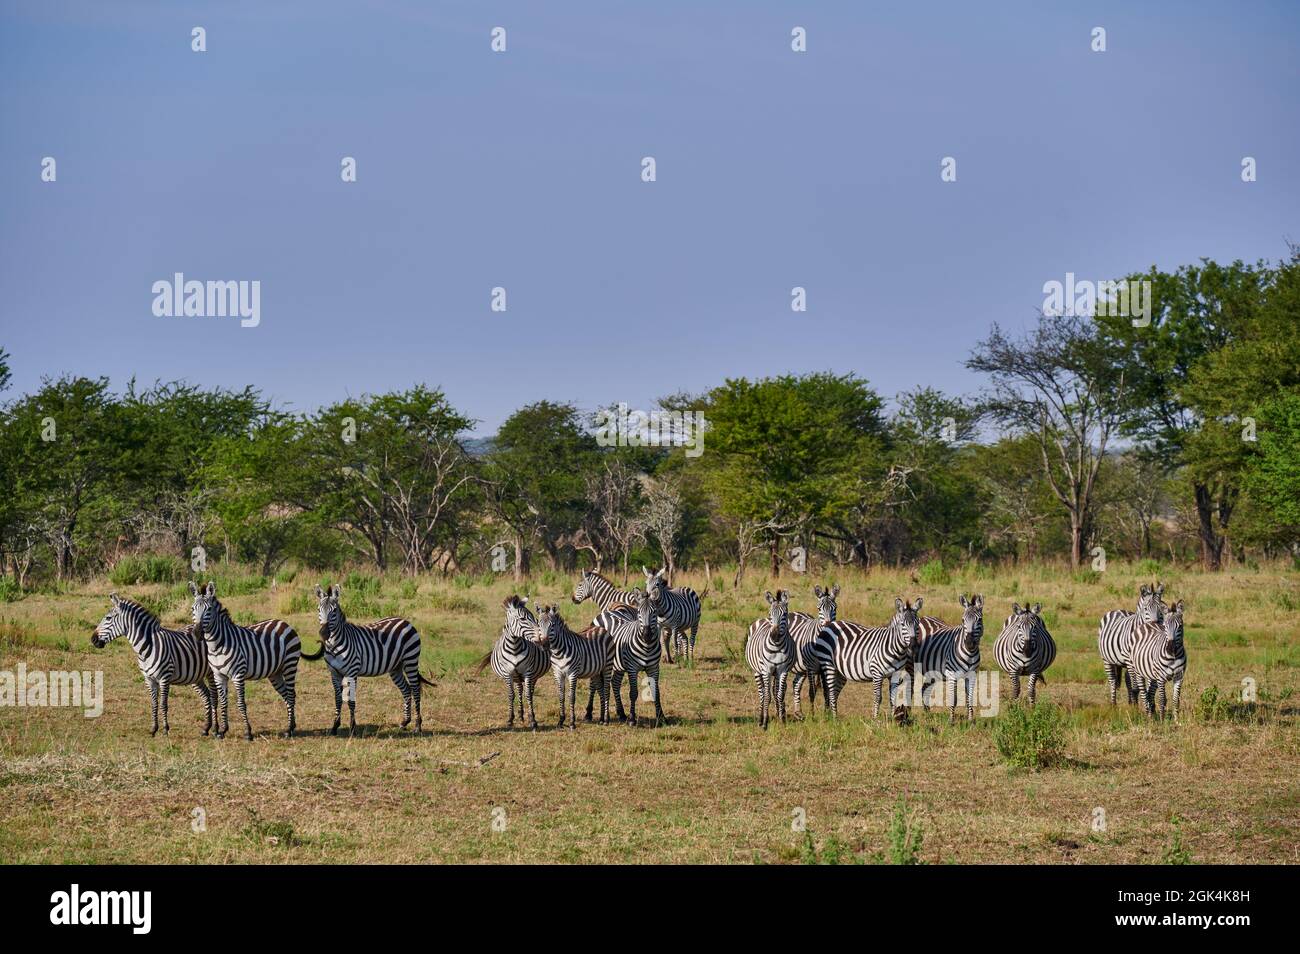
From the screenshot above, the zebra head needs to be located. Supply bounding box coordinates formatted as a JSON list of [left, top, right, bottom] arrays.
[[90, 593, 129, 648], [892, 596, 923, 649], [813, 584, 840, 625], [764, 589, 790, 638], [1162, 599, 1185, 652], [502, 594, 537, 639], [958, 594, 984, 653], [534, 604, 561, 648], [189, 580, 221, 635], [643, 565, 667, 602], [1008, 603, 1043, 657], [316, 583, 345, 637], [1137, 583, 1166, 624], [572, 570, 596, 604], [633, 590, 659, 643]]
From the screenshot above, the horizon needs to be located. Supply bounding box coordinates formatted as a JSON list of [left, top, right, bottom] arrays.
[[2, 0, 1297, 435]]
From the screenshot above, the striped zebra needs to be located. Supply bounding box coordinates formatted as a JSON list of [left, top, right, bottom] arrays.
[[306, 583, 434, 735], [643, 566, 702, 665], [584, 589, 665, 727], [536, 604, 615, 730], [788, 584, 838, 719], [744, 590, 796, 729], [814, 597, 922, 719], [476, 594, 550, 730], [1129, 599, 1187, 720], [1098, 583, 1167, 706], [188, 580, 302, 740], [574, 569, 675, 661], [993, 602, 1057, 705], [912, 594, 984, 723], [90, 593, 215, 736]]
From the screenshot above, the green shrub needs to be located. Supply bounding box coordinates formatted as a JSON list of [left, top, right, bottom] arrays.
[[1135, 558, 1163, 576], [995, 701, 1067, 769], [883, 795, 925, 864], [1161, 815, 1193, 864], [0, 577, 22, 603], [109, 554, 186, 586], [917, 559, 950, 587], [342, 571, 381, 596]]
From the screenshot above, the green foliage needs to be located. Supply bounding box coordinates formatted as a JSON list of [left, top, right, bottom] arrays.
[[0, 578, 22, 603], [883, 795, 926, 865], [800, 830, 865, 865], [918, 559, 950, 586], [1161, 815, 1193, 865], [995, 702, 1067, 769], [109, 555, 186, 586]]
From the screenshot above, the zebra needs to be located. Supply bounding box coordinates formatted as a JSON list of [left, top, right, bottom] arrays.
[[912, 594, 984, 723], [788, 584, 838, 719], [305, 583, 434, 735], [535, 604, 615, 730], [643, 566, 702, 665], [814, 597, 922, 719], [476, 594, 551, 730], [1098, 583, 1167, 706], [188, 580, 302, 740], [90, 593, 215, 736], [993, 602, 1057, 705], [584, 589, 665, 727], [1129, 599, 1187, 720], [744, 590, 796, 729]]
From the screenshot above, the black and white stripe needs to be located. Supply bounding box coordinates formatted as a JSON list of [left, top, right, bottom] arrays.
[[993, 602, 1057, 705], [478, 594, 551, 730], [643, 566, 702, 665], [308, 583, 433, 735], [912, 594, 984, 723], [744, 590, 796, 728], [788, 584, 838, 718], [536, 604, 615, 730], [1129, 599, 1187, 720], [189, 580, 302, 740], [814, 597, 922, 719], [585, 589, 665, 726], [90, 593, 215, 736], [572, 570, 641, 612], [1097, 583, 1166, 705]]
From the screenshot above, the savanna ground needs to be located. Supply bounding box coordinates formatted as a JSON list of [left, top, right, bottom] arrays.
[[1, 561, 1298, 864]]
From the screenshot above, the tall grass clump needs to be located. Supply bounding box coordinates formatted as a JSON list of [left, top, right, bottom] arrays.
[[917, 559, 950, 587], [109, 554, 186, 586], [995, 702, 1068, 769]]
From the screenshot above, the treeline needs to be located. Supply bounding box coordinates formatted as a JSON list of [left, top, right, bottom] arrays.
[[1, 251, 1297, 589]]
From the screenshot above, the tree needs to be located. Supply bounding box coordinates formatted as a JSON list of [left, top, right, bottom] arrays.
[[968, 313, 1126, 568], [580, 456, 647, 584]]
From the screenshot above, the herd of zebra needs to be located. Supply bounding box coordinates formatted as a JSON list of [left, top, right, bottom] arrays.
[[87, 568, 1187, 738]]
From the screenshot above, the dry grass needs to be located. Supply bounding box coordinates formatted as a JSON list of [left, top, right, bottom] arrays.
[[1, 561, 1298, 864]]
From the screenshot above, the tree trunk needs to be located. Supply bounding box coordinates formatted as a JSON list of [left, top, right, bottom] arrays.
[[769, 539, 780, 578], [1069, 520, 1083, 570], [1194, 482, 1224, 571], [513, 536, 524, 583]]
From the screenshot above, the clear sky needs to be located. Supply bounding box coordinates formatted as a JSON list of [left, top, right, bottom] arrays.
[[1, 0, 1296, 434]]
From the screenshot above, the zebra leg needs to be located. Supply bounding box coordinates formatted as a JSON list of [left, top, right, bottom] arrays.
[[147, 678, 160, 736], [1026, 673, 1038, 706], [555, 674, 567, 728], [649, 666, 664, 726], [409, 666, 423, 733], [1009, 672, 1021, 702], [214, 673, 230, 738], [613, 670, 629, 724], [947, 676, 958, 724], [1171, 679, 1182, 722], [233, 675, 253, 740], [873, 677, 885, 719], [159, 680, 171, 735], [1157, 681, 1167, 720], [965, 673, 975, 722], [775, 670, 788, 725], [661, 627, 674, 665], [1124, 667, 1138, 705], [346, 676, 358, 735], [823, 668, 840, 719], [270, 673, 297, 738], [1104, 662, 1119, 706], [514, 675, 524, 723], [524, 674, 538, 731], [194, 681, 214, 736], [568, 676, 579, 730], [584, 680, 596, 723], [754, 672, 767, 729], [330, 670, 343, 735], [505, 676, 516, 727], [601, 670, 612, 725], [390, 671, 413, 729], [792, 672, 806, 719]]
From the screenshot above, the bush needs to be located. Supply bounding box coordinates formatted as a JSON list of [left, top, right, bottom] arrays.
[[995, 701, 1067, 769], [109, 554, 186, 586], [917, 559, 950, 587], [883, 795, 925, 865], [1135, 558, 1163, 576], [0, 577, 22, 603]]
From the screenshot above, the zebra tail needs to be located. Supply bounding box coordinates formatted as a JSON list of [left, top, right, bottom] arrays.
[[474, 651, 493, 674], [300, 643, 325, 661], [419, 670, 437, 687]]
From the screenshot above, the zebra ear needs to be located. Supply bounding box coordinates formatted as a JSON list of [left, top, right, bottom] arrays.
[[831, 585, 840, 598], [315, 584, 325, 600], [110, 592, 121, 606], [1031, 602, 1041, 615], [189, 581, 199, 597], [1174, 599, 1184, 613], [204, 581, 216, 597], [1140, 584, 1151, 597], [974, 594, 983, 608], [1155, 583, 1165, 598], [765, 590, 775, 605], [330, 584, 341, 599], [960, 594, 968, 608], [914, 597, 924, 612], [895, 596, 903, 612], [642, 566, 652, 578], [1013, 602, 1022, 615], [814, 585, 823, 598]]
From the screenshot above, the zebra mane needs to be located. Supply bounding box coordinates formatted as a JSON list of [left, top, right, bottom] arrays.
[[115, 597, 161, 629]]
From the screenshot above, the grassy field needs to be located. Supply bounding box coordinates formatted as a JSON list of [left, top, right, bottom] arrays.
[[2, 561, 1298, 864]]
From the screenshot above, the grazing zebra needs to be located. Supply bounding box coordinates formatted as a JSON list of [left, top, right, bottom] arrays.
[[745, 590, 796, 729], [477, 594, 550, 730], [643, 566, 702, 665], [306, 583, 434, 735], [536, 604, 615, 730], [787, 584, 838, 719], [1098, 583, 1167, 706], [584, 590, 666, 727], [1129, 599, 1187, 720], [994, 603, 1057, 705], [912, 594, 984, 723], [814, 597, 922, 719], [90, 593, 215, 736], [188, 580, 302, 740]]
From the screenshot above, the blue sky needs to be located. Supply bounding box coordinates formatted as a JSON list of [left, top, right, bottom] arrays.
[[1, 0, 1296, 434]]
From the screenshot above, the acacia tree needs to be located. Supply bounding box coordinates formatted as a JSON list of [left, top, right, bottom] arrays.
[[968, 313, 1126, 569]]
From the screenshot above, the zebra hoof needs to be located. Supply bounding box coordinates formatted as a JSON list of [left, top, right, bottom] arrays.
[[244, 732, 254, 741]]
